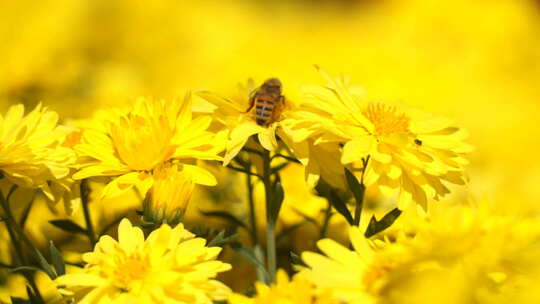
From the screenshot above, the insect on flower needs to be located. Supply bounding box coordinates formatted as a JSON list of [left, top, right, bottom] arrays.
[[245, 78, 285, 126]]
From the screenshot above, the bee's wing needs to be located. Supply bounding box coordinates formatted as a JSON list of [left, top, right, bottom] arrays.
[[245, 90, 258, 113], [248, 87, 259, 99], [197, 90, 245, 114]]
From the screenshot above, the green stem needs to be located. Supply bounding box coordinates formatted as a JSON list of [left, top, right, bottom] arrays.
[[271, 153, 301, 164], [262, 150, 276, 284], [353, 197, 363, 227], [0, 187, 44, 302], [4, 216, 24, 265], [353, 157, 370, 227], [0, 190, 39, 261], [319, 201, 333, 239], [242, 147, 264, 155], [227, 164, 263, 179], [246, 171, 258, 246], [266, 223, 276, 282], [80, 180, 97, 246]]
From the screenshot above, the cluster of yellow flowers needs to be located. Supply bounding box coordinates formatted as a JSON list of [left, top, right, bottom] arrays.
[[0, 65, 503, 304], [3, 0, 540, 303], [298, 202, 540, 304], [0, 104, 78, 213]]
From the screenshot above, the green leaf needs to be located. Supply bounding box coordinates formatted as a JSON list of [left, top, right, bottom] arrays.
[[49, 219, 87, 235], [207, 230, 239, 247], [268, 180, 284, 224], [290, 251, 307, 267], [11, 248, 55, 279], [231, 243, 271, 284], [364, 208, 402, 238], [10, 297, 30, 304], [33, 248, 56, 279], [344, 168, 366, 226], [0, 261, 14, 269], [199, 210, 247, 230], [10, 266, 44, 274], [49, 241, 65, 276], [344, 168, 366, 206], [316, 180, 354, 225]]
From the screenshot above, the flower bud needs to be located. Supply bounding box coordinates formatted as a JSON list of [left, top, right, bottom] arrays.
[[142, 164, 194, 226]]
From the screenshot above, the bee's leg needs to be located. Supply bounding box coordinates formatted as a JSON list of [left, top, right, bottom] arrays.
[[244, 97, 255, 113]]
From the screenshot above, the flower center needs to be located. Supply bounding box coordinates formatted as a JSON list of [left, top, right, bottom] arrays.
[[111, 114, 176, 171], [363, 103, 410, 136], [362, 261, 394, 296], [111, 253, 150, 292]]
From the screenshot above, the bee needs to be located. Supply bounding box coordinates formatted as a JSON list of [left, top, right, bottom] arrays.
[[245, 78, 285, 126]]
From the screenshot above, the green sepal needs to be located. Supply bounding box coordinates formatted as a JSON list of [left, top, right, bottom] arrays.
[[316, 179, 354, 225], [344, 168, 366, 226], [207, 230, 239, 247], [267, 179, 284, 225], [49, 241, 65, 276], [364, 208, 402, 238], [49, 219, 87, 235]]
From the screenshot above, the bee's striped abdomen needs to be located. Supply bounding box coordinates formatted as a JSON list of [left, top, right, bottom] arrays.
[[255, 95, 275, 126]]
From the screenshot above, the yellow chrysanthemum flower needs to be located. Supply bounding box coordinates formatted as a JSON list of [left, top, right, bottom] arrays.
[[302, 68, 473, 209], [0, 103, 76, 201], [229, 269, 336, 304], [73, 94, 227, 198], [299, 227, 395, 304], [300, 202, 540, 304], [197, 79, 293, 165], [300, 225, 475, 304], [397, 202, 540, 304], [55, 218, 232, 304], [142, 164, 194, 226]]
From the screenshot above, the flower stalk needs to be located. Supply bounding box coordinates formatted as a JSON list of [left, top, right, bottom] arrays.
[[244, 161, 259, 246], [80, 179, 97, 246], [0, 186, 45, 302], [262, 150, 277, 284], [351, 157, 369, 227]]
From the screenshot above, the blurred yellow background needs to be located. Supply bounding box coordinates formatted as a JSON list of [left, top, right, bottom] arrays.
[[2, 0, 539, 209], [1, 0, 540, 297]]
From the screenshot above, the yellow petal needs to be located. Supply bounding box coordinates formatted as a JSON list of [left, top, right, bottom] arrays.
[[277, 128, 309, 165], [100, 171, 147, 199], [73, 164, 130, 180], [223, 122, 261, 165], [118, 218, 144, 253], [182, 164, 217, 186], [317, 239, 361, 267], [341, 137, 372, 164], [257, 126, 278, 152], [176, 92, 193, 131], [55, 273, 105, 287]]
